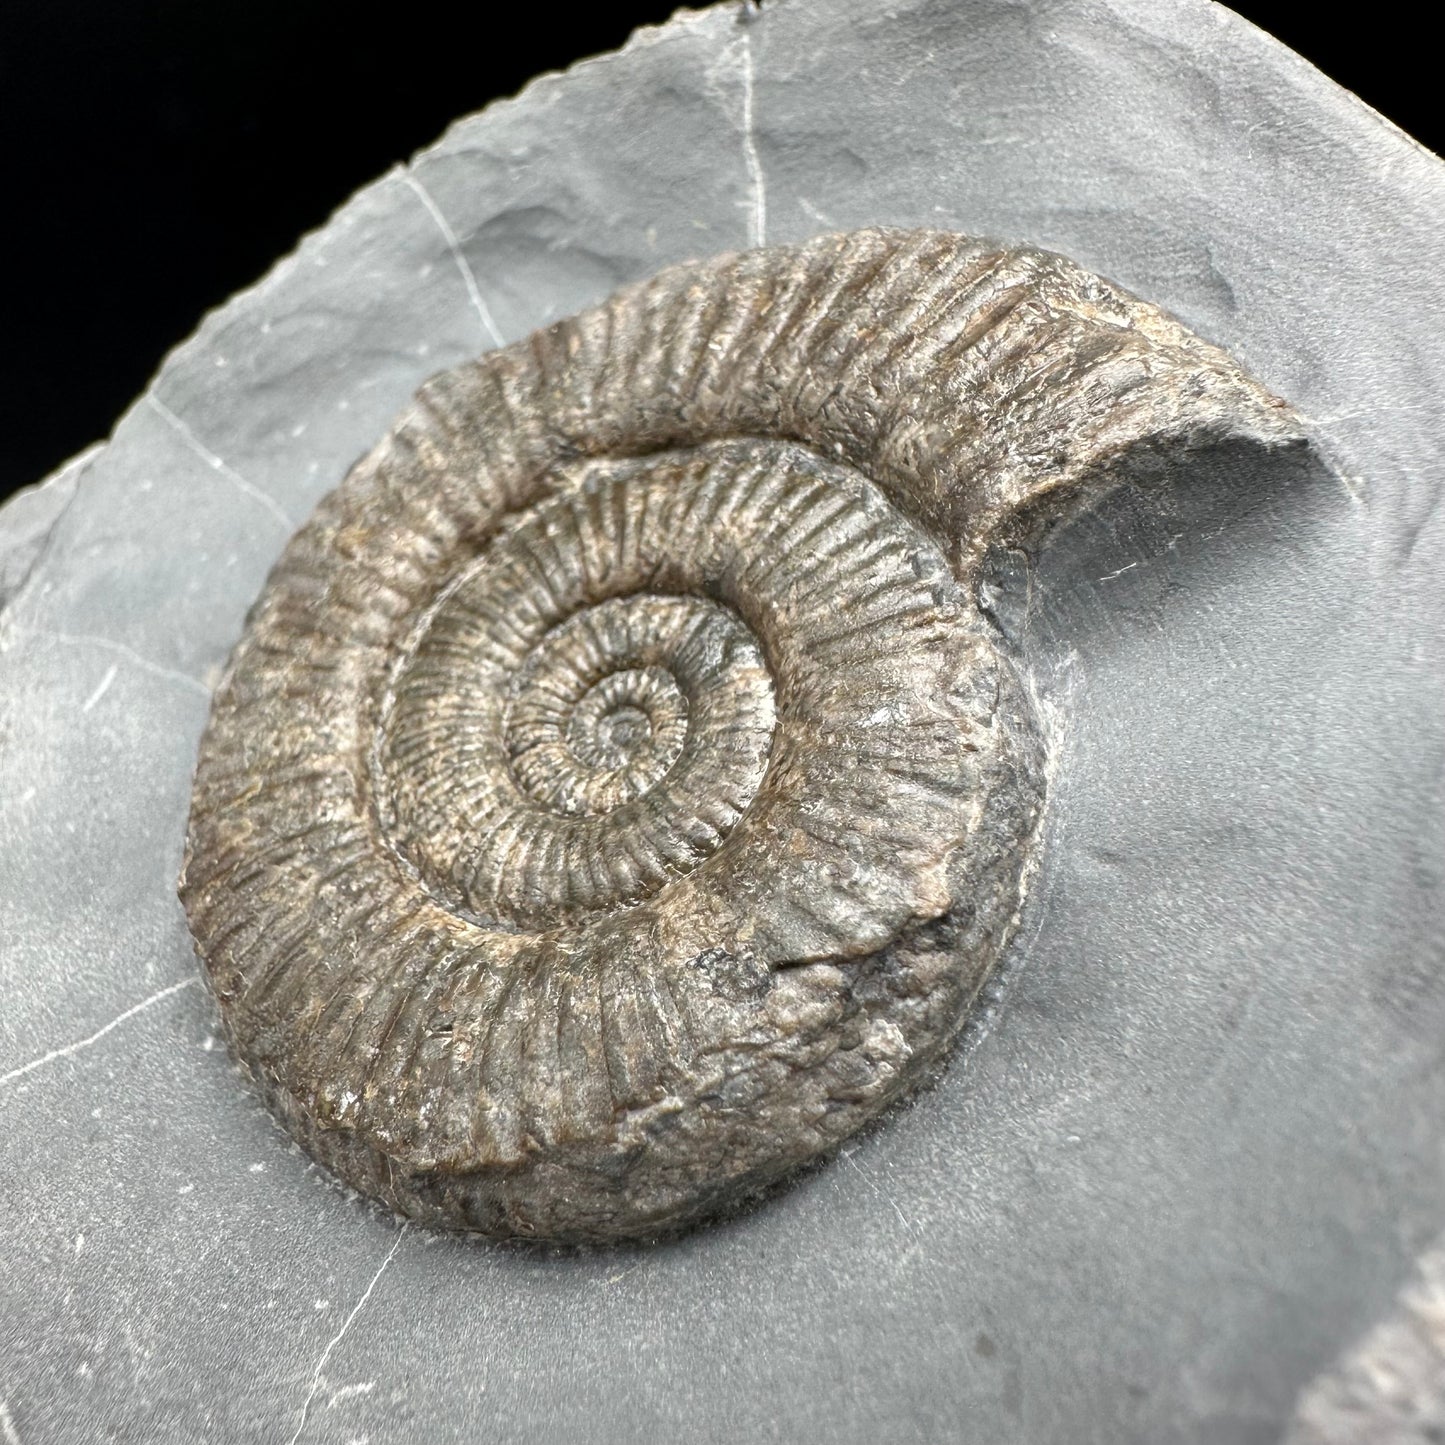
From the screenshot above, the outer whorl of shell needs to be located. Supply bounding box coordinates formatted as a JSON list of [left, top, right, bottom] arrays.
[[180, 228, 1296, 1243]]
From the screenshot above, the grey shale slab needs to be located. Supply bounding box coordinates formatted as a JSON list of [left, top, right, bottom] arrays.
[[2, 1, 1443, 1441]]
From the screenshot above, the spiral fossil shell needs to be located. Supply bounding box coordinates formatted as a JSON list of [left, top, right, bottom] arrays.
[[180, 228, 1294, 1242]]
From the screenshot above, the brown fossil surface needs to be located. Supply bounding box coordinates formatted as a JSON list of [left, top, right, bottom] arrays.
[[179, 227, 1296, 1243]]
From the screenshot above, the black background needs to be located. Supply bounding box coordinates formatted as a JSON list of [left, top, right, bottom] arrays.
[[1, 2, 1436, 503]]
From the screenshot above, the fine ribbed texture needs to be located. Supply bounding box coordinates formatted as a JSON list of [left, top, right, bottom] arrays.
[[180, 228, 1296, 1242]]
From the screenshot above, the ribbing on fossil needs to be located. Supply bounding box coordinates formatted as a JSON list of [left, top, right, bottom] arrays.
[[179, 228, 1298, 1243]]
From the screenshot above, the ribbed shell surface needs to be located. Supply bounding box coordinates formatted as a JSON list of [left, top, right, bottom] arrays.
[[180, 228, 1295, 1242]]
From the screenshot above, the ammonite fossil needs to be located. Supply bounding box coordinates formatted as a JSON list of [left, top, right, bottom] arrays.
[[180, 228, 1297, 1243]]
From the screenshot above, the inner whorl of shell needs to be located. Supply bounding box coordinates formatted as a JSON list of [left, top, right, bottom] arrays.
[[377, 446, 973, 934], [180, 227, 1295, 1243]]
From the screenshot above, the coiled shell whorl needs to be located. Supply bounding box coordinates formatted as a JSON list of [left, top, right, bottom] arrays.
[[180, 228, 1294, 1242]]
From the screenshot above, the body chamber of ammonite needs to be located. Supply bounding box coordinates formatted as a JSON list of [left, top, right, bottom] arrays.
[[180, 228, 1298, 1242]]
